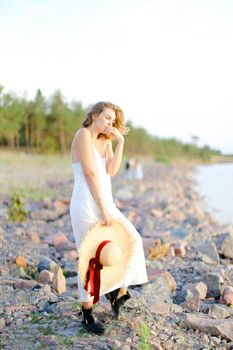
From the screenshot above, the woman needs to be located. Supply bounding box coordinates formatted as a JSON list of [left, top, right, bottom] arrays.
[[70, 102, 148, 334]]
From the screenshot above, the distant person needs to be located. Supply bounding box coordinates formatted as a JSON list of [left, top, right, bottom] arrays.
[[70, 102, 148, 334], [127, 158, 135, 179], [124, 159, 130, 178], [134, 160, 144, 180]]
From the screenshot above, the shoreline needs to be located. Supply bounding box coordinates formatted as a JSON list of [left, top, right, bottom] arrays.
[[194, 162, 233, 227], [1, 160, 233, 349]]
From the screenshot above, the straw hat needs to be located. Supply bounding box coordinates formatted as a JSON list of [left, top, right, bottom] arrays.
[[78, 219, 136, 304]]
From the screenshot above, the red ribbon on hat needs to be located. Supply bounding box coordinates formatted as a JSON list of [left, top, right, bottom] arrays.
[[84, 240, 112, 304]]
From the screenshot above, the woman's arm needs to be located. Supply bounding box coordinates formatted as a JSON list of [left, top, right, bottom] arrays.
[[75, 128, 112, 225], [105, 127, 124, 176]]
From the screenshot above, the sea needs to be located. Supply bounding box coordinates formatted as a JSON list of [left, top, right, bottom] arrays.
[[195, 163, 233, 225]]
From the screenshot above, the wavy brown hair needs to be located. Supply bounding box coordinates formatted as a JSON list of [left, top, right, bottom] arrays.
[[82, 101, 129, 140]]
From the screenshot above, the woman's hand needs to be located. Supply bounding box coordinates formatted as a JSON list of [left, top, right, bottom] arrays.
[[100, 206, 113, 226], [103, 126, 124, 143]]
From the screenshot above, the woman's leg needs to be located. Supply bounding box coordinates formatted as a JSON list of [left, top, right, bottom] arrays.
[[106, 286, 131, 319], [81, 300, 105, 334], [82, 300, 93, 309], [78, 275, 105, 334], [116, 287, 128, 299]]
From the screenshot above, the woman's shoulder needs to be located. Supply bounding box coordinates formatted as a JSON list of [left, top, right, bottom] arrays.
[[74, 127, 90, 140]]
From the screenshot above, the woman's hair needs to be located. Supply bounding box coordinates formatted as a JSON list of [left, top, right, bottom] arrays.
[[82, 101, 129, 139]]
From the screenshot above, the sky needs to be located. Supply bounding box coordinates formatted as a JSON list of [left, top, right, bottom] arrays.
[[1, 0, 233, 154]]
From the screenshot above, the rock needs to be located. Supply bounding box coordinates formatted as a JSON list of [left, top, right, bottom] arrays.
[[197, 239, 219, 265], [142, 219, 155, 237], [183, 281, 208, 300], [30, 209, 56, 221], [216, 232, 233, 259], [173, 283, 202, 312], [171, 228, 190, 240], [142, 271, 176, 305], [5, 305, 37, 313], [13, 280, 38, 290], [122, 345, 131, 350], [225, 342, 233, 350], [15, 256, 27, 268], [170, 304, 183, 313], [150, 342, 163, 350], [52, 265, 66, 294], [150, 208, 163, 218], [37, 257, 57, 273], [0, 317, 6, 330], [150, 302, 171, 314], [38, 335, 57, 346], [221, 286, 233, 307], [53, 199, 68, 211], [173, 289, 197, 304], [201, 334, 210, 343], [126, 210, 137, 221], [201, 273, 222, 299], [115, 188, 133, 201], [143, 237, 155, 254], [62, 261, 77, 277], [201, 254, 218, 265], [38, 270, 54, 284], [63, 250, 78, 260], [145, 266, 167, 282], [66, 276, 78, 288], [180, 294, 201, 312], [16, 318, 23, 326], [55, 240, 77, 252], [27, 231, 41, 244], [211, 336, 221, 345], [208, 304, 231, 319], [166, 207, 185, 221], [182, 314, 233, 341], [43, 232, 68, 248], [42, 284, 52, 294], [113, 339, 122, 348], [173, 241, 186, 257]]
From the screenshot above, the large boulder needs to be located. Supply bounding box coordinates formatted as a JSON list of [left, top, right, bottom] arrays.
[[215, 232, 233, 259]]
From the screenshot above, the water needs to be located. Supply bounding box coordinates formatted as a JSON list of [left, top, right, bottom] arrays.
[[195, 163, 233, 225]]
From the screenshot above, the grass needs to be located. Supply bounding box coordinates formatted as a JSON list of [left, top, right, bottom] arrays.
[[156, 155, 171, 164], [7, 189, 28, 222], [57, 336, 75, 346], [71, 301, 81, 311], [17, 185, 56, 201], [139, 323, 152, 350], [30, 313, 44, 324], [0, 150, 73, 198]]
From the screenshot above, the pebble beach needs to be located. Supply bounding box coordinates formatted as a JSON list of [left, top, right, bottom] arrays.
[[1, 155, 233, 350]]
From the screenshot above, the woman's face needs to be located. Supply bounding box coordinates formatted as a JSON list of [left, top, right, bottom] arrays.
[[93, 108, 116, 133]]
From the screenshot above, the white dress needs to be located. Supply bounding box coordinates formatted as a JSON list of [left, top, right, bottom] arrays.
[[70, 143, 148, 302]]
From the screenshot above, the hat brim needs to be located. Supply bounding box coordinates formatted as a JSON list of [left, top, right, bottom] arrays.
[[78, 219, 136, 294]]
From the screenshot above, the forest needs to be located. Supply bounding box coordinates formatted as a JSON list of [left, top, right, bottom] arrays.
[[0, 86, 221, 162]]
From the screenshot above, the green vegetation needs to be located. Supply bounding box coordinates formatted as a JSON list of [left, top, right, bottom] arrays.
[[156, 155, 171, 164], [0, 85, 221, 161], [17, 185, 55, 201], [71, 301, 80, 311], [7, 189, 28, 222], [139, 322, 152, 350]]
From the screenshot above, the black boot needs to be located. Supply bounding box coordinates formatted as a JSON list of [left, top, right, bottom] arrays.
[[105, 289, 131, 319], [105, 288, 120, 304], [81, 306, 105, 334]]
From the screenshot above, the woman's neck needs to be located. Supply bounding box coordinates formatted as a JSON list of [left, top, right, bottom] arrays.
[[86, 125, 99, 141]]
